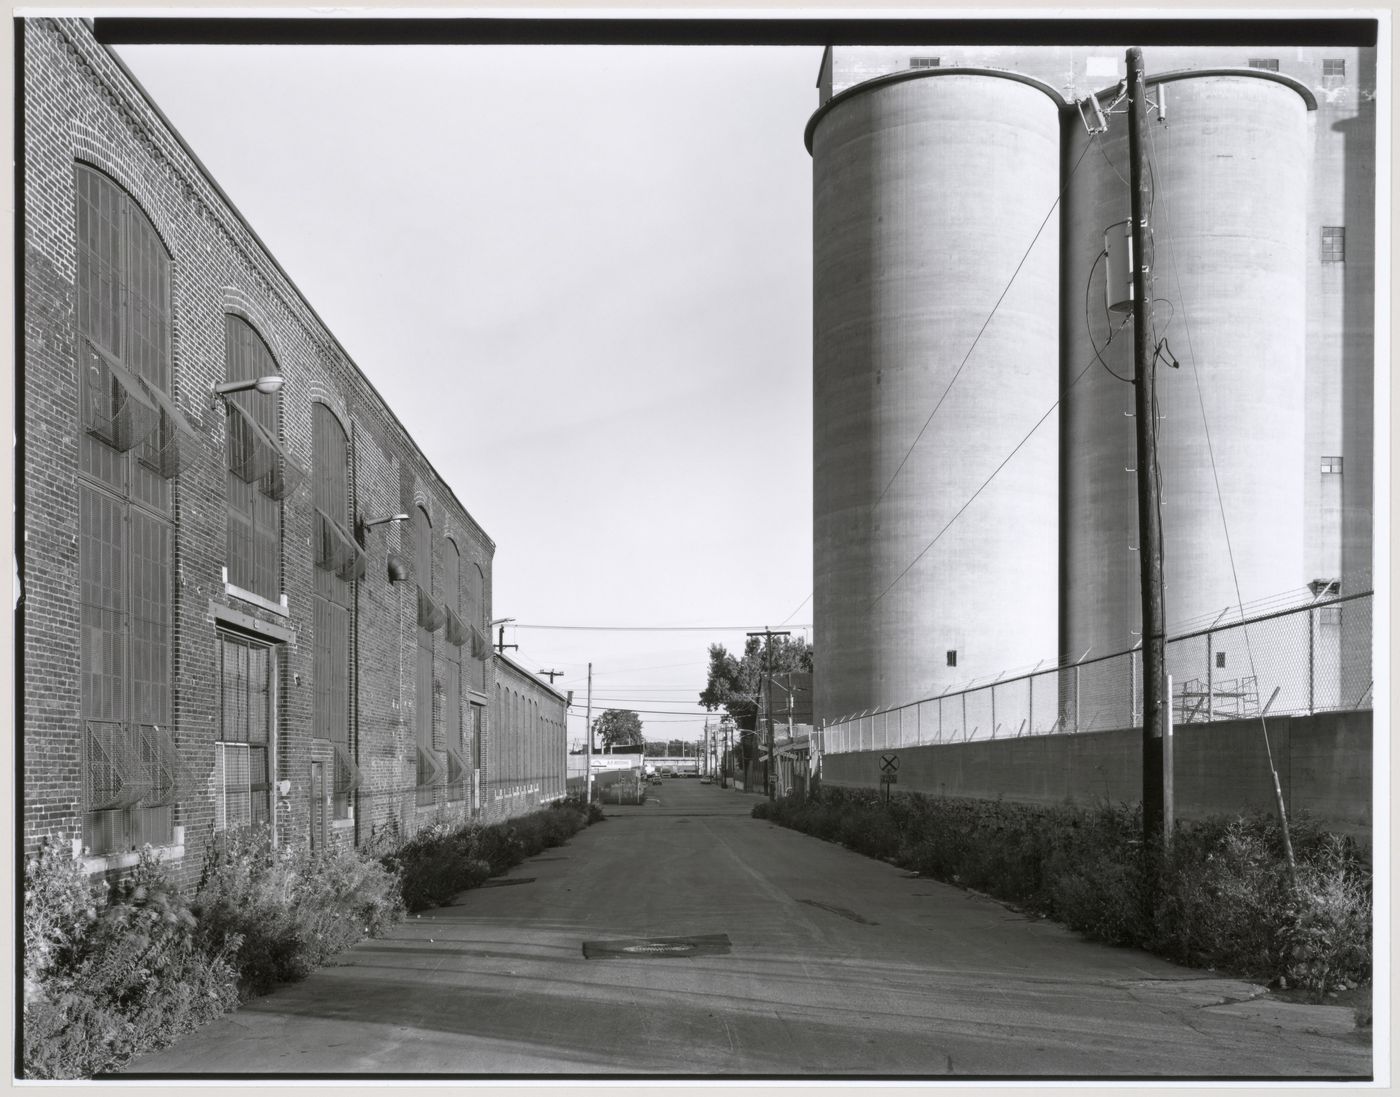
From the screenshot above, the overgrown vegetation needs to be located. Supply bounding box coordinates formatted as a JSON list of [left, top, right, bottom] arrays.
[[23, 800, 599, 1078], [380, 799, 592, 912], [753, 788, 1371, 999]]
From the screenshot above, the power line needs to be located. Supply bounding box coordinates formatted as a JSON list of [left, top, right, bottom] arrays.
[[778, 591, 812, 626], [872, 138, 1094, 512], [870, 322, 1129, 611]]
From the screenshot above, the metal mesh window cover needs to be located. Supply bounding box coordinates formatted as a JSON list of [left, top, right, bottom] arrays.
[[1248, 58, 1280, 71], [417, 585, 445, 632], [332, 741, 362, 796], [140, 723, 192, 806], [226, 400, 307, 499], [444, 606, 468, 647], [214, 742, 253, 831], [314, 506, 366, 581], [82, 340, 160, 453], [136, 379, 197, 480], [85, 720, 153, 810], [445, 744, 471, 788], [416, 743, 445, 787]]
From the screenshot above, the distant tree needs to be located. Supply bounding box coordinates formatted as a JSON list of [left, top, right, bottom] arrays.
[[593, 709, 644, 751], [699, 636, 813, 766]]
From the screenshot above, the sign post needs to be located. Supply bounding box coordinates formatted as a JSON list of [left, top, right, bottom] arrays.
[[879, 753, 899, 804]]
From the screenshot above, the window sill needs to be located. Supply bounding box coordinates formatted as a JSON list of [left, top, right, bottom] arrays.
[[77, 827, 185, 875], [224, 580, 289, 618]]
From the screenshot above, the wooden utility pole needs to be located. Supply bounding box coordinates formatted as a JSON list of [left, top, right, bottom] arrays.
[[1126, 47, 1169, 848], [538, 668, 564, 684], [748, 628, 790, 801], [584, 662, 594, 806]]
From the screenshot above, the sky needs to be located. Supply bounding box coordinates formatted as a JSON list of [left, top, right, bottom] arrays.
[[115, 39, 824, 749]]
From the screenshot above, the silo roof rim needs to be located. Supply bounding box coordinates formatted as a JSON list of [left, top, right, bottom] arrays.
[[806, 63, 1319, 154], [1096, 67, 1319, 111], [804, 67, 1069, 154]]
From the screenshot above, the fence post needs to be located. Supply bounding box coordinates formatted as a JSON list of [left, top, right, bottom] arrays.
[[1308, 605, 1315, 716], [1206, 631, 1213, 719]]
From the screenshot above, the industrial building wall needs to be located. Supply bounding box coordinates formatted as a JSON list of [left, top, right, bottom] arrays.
[[21, 18, 498, 887], [820, 710, 1372, 844], [491, 656, 570, 820]]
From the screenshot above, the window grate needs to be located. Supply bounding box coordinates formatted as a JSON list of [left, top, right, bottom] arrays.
[[910, 56, 940, 68], [1247, 58, 1280, 71], [1322, 58, 1346, 79]]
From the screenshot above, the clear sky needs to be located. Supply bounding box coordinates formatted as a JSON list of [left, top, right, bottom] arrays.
[[115, 39, 824, 748]]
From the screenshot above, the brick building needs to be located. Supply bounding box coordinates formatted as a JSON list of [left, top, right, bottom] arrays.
[[19, 17, 567, 887]]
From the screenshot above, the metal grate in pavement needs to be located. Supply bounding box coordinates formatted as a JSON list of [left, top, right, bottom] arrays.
[[582, 933, 731, 960]]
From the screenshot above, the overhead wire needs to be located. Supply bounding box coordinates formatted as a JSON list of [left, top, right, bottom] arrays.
[[1147, 109, 1296, 877], [870, 317, 1130, 611], [1086, 246, 1133, 383], [512, 623, 812, 632], [871, 138, 1096, 512]]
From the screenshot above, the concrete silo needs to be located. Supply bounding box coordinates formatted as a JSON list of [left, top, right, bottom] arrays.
[[1062, 71, 1314, 722], [808, 70, 1064, 727]]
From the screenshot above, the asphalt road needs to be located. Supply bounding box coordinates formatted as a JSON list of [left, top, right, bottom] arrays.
[[126, 780, 1371, 1079]]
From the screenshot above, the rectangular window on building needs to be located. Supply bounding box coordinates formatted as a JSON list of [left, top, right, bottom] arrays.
[[946, 650, 957, 667], [217, 632, 274, 831], [1322, 58, 1346, 79], [1321, 226, 1346, 262], [1247, 58, 1280, 71], [910, 57, 940, 68], [1216, 651, 1227, 669], [1322, 455, 1343, 474]]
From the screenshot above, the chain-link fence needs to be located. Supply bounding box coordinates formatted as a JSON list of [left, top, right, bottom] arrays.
[[819, 590, 1373, 755]]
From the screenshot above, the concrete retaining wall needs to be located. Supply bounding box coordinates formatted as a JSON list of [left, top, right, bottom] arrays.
[[822, 711, 1371, 842]]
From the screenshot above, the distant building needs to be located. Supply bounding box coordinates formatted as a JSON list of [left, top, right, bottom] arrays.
[[18, 18, 565, 885], [808, 44, 1375, 728]]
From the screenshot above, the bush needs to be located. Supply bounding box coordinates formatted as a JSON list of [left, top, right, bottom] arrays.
[[384, 801, 592, 913], [757, 788, 1371, 997], [23, 845, 240, 1079], [193, 826, 403, 997]]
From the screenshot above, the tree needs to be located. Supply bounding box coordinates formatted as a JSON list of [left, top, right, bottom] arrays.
[[592, 708, 643, 751], [698, 636, 813, 766]]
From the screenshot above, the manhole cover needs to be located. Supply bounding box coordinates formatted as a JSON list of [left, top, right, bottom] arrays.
[[623, 942, 695, 954], [582, 933, 731, 960]]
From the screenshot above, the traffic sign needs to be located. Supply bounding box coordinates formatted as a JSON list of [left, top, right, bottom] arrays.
[[880, 753, 899, 772], [879, 773, 898, 784]]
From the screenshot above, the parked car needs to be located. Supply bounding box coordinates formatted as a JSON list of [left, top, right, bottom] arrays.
[[700, 776, 712, 784]]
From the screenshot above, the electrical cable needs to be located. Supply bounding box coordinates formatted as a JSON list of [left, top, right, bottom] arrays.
[[1148, 114, 1294, 874], [778, 591, 812, 626], [869, 317, 1130, 611], [872, 139, 1095, 512], [1086, 247, 1133, 383]]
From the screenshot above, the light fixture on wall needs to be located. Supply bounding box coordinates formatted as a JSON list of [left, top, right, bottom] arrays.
[[214, 375, 284, 401], [355, 512, 409, 546]]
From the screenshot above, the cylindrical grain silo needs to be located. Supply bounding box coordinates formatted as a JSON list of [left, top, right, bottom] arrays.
[[808, 70, 1064, 728], [1062, 71, 1314, 724]]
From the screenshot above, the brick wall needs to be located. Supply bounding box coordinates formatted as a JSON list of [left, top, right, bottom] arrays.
[[21, 18, 503, 886]]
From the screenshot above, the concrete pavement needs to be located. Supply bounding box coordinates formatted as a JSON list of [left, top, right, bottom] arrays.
[[125, 780, 1371, 1079]]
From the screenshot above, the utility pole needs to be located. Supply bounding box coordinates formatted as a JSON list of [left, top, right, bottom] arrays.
[[1126, 46, 1169, 850], [538, 668, 564, 684], [496, 624, 518, 655], [584, 662, 594, 806], [747, 628, 790, 801]]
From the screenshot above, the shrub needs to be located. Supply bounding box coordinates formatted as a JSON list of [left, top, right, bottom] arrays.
[[23, 845, 240, 1079], [384, 802, 591, 913], [193, 826, 403, 997], [758, 788, 1371, 997]]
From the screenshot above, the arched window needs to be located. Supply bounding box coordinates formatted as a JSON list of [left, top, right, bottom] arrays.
[[414, 505, 441, 803], [224, 315, 286, 600], [312, 404, 361, 819], [74, 165, 180, 854], [444, 538, 468, 801]]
